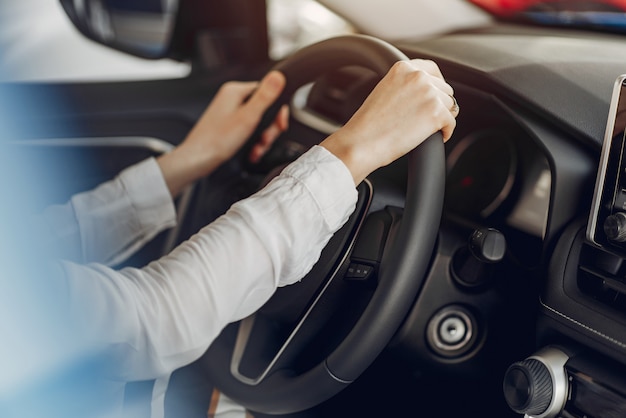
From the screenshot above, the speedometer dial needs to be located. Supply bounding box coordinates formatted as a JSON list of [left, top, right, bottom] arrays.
[[446, 131, 517, 219]]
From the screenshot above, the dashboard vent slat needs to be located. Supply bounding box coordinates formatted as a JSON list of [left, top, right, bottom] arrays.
[[578, 243, 626, 315], [579, 265, 626, 294]]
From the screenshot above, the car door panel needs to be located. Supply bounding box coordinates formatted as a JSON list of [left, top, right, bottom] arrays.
[[5, 64, 272, 267]]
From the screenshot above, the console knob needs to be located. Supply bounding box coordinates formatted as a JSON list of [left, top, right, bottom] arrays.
[[503, 359, 552, 416], [451, 228, 506, 288], [503, 347, 569, 418], [469, 227, 506, 263], [604, 212, 626, 242]]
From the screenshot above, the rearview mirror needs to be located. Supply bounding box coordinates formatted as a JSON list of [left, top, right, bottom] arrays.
[[59, 0, 179, 59]]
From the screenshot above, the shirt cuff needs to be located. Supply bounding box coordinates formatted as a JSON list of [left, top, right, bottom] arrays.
[[281, 145, 358, 231], [71, 157, 177, 265], [118, 157, 177, 235]]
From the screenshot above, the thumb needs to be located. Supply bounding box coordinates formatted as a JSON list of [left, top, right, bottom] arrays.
[[243, 71, 286, 116]]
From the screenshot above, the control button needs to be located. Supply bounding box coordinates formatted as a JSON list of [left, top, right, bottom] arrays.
[[345, 263, 373, 281], [604, 212, 626, 242]]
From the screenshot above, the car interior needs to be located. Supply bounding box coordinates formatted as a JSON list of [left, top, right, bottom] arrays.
[[4, 0, 626, 417]]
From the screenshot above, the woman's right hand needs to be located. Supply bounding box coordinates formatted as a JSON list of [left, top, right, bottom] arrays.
[[320, 59, 458, 185]]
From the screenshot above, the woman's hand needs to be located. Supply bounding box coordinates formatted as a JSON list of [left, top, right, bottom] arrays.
[[157, 71, 288, 197], [321, 59, 458, 185]]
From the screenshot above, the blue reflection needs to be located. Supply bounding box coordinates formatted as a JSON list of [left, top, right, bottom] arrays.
[[524, 11, 626, 31], [0, 74, 106, 417]]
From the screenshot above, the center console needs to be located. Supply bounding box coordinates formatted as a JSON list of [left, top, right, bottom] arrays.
[[503, 75, 626, 417]]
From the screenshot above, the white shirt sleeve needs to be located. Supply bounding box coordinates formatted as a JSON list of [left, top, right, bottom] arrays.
[[35, 157, 177, 266], [59, 145, 358, 381]]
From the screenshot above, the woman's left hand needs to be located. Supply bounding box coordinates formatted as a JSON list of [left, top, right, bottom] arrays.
[[158, 71, 288, 197]]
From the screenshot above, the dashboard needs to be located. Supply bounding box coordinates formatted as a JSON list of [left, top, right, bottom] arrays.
[[289, 24, 626, 417], [404, 26, 626, 418]]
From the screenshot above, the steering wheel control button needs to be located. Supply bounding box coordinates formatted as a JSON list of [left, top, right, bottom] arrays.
[[503, 347, 570, 418], [344, 263, 374, 281], [604, 212, 626, 242], [426, 305, 477, 358]]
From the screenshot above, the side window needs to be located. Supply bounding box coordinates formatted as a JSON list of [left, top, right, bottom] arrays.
[[0, 0, 352, 83], [267, 0, 353, 60]]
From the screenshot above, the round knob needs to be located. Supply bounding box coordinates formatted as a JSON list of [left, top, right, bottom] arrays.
[[452, 228, 506, 288], [503, 347, 569, 418], [469, 228, 506, 263], [503, 359, 553, 416], [604, 212, 626, 242]]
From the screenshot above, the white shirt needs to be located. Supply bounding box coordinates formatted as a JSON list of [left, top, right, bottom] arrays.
[[10, 145, 357, 417]]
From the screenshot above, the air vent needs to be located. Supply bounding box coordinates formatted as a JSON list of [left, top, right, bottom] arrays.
[[578, 243, 626, 315]]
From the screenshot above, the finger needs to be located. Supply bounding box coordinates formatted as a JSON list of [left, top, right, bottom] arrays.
[[428, 75, 454, 97], [248, 128, 279, 163], [247, 105, 289, 163], [391, 62, 453, 96], [248, 143, 266, 164], [441, 113, 457, 142], [407, 59, 445, 80], [275, 105, 289, 131], [215, 81, 259, 110], [440, 91, 459, 117], [449, 95, 460, 117], [244, 71, 286, 116]]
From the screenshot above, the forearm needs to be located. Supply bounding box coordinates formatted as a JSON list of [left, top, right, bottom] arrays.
[[36, 158, 177, 266], [60, 146, 357, 380], [156, 142, 223, 198]]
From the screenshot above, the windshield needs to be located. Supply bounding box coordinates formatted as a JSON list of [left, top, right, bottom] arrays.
[[469, 0, 626, 32]]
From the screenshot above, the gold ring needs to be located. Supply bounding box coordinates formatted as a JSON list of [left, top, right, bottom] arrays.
[[449, 95, 459, 114]]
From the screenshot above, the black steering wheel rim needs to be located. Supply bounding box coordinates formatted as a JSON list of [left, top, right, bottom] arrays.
[[201, 34, 445, 414]]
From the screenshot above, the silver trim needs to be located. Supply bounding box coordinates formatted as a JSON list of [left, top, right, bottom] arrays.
[[587, 74, 626, 247], [291, 84, 342, 135], [525, 346, 570, 418], [14, 136, 175, 154], [12, 136, 193, 254], [230, 179, 374, 386], [324, 360, 352, 384]]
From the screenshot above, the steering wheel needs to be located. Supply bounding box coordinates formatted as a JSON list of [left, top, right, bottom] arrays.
[[201, 35, 445, 414]]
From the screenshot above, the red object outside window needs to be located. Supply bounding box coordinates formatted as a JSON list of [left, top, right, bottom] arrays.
[[469, 0, 626, 17]]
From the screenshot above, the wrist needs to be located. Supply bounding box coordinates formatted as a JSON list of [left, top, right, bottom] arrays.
[[157, 144, 223, 197], [320, 132, 374, 185]]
